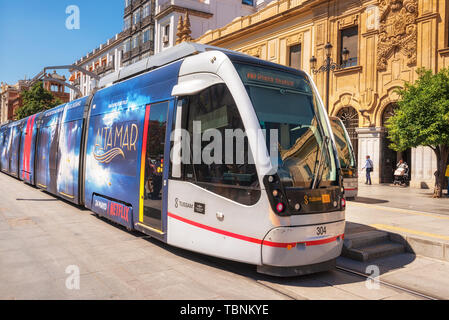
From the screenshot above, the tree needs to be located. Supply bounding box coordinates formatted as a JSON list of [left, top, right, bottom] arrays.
[[386, 68, 449, 198], [14, 81, 62, 120]]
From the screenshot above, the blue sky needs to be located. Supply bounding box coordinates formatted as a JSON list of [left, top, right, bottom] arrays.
[[0, 0, 124, 85]]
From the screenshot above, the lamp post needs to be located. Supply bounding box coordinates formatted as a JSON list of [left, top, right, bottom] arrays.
[[310, 42, 350, 113]]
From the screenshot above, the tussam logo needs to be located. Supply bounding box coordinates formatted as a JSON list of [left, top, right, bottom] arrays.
[[175, 198, 193, 209]]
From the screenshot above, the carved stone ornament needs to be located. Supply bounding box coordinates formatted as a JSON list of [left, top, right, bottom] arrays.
[[245, 47, 262, 57], [377, 0, 418, 71]]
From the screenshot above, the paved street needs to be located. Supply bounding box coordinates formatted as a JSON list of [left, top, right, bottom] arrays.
[[1, 172, 449, 300]]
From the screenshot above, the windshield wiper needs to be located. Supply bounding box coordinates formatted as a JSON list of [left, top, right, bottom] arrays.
[[311, 136, 329, 189]]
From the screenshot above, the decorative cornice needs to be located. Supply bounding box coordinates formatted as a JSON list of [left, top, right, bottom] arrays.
[[333, 65, 363, 76], [155, 5, 213, 21], [416, 12, 439, 23], [438, 48, 449, 56]]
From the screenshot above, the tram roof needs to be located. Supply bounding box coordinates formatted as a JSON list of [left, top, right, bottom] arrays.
[[99, 42, 248, 88], [98, 42, 309, 89]]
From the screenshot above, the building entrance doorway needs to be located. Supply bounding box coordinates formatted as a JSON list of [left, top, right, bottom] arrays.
[[381, 103, 411, 184]]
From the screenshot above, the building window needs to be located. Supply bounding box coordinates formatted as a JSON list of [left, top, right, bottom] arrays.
[[133, 9, 141, 25], [125, 0, 131, 8], [162, 24, 170, 45], [288, 44, 301, 70], [124, 16, 131, 31], [242, 0, 253, 5], [132, 34, 140, 49], [340, 26, 358, 67], [143, 27, 153, 43], [143, 3, 151, 18], [164, 24, 170, 37], [124, 39, 131, 52]]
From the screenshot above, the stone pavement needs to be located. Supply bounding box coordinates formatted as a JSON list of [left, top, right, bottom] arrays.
[[2, 171, 449, 300], [340, 183, 449, 299], [345, 184, 449, 262], [0, 173, 288, 300]]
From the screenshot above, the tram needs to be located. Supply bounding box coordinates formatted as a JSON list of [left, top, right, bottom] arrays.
[[0, 43, 346, 276], [329, 117, 358, 199]]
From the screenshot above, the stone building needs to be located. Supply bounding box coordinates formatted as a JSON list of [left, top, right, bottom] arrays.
[[69, 33, 124, 100], [1, 72, 70, 124], [122, 0, 156, 66], [69, 0, 156, 100], [0, 81, 28, 124], [69, 0, 276, 99], [154, 0, 275, 54], [196, 0, 449, 188]]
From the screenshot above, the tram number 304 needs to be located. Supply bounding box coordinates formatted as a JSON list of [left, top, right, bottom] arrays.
[[316, 226, 327, 236]]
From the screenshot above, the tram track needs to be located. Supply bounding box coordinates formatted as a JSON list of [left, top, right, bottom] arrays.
[[335, 265, 439, 300], [201, 252, 441, 300]]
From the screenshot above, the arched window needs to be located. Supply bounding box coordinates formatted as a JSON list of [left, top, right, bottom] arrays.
[[336, 107, 359, 160], [381, 103, 397, 127]]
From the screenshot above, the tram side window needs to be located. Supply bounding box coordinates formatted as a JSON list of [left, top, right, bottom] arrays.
[[182, 84, 261, 206]]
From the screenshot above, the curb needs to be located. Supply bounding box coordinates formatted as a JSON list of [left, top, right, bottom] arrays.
[[383, 231, 449, 262]]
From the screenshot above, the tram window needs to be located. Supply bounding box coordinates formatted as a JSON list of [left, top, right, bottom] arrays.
[[181, 84, 261, 206]]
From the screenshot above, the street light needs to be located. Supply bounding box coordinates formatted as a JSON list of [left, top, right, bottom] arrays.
[[310, 42, 350, 112]]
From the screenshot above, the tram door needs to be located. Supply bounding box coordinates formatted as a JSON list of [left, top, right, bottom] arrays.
[[140, 101, 169, 233]]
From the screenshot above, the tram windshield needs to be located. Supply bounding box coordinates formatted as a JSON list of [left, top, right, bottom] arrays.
[[234, 62, 338, 189], [329, 117, 357, 178]]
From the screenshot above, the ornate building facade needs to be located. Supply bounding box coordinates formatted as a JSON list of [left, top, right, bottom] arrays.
[[196, 0, 449, 188]]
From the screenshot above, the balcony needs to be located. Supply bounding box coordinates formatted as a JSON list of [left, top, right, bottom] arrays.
[[95, 61, 115, 76], [131, 46, 141, 58], [124, 5, 132, 16], [105, 61, 114, 72], [133, 0, 143, 7], [95, 65, 106, 75], [132, 22, 142, 33], [123, 51, 131, 62], [141, 40, 153, 53], [141, 15, 153, 28]]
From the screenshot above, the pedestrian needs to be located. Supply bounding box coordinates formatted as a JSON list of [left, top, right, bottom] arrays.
[[446, 163, 449, 197], [362, 155, 374, 185]]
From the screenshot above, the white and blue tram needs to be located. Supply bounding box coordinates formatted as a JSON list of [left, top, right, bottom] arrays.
[[0, 43, 346, 276]]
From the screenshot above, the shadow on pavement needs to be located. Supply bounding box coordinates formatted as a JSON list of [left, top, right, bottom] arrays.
[[16, 198, 59, 202], [350, 197, 389, 204], [133, 221, 418, 293]]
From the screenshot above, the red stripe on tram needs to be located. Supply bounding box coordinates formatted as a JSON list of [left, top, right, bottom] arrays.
[[167, 212, 343, 248], [22, 117, 32, 180], [26, 115, 36, 181]]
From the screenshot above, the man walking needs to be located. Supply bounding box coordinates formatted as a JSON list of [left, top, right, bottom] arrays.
[[363, 155, 374, 185]]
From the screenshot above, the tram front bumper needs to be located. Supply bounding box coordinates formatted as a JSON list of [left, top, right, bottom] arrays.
[[260, 220, 345, 271]]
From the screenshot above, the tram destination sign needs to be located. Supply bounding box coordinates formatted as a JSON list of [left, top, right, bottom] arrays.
[[234, 63, 311, 93]]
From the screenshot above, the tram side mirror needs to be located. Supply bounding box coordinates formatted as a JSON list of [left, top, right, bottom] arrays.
[[171, 100, 183, 178]]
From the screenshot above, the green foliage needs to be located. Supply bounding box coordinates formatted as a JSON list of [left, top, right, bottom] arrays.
[[14, 81, 62, 120], [386, 68, 449, 151]]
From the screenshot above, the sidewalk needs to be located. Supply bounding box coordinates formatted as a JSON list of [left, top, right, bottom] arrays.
[[345, 184, 449, 262]]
